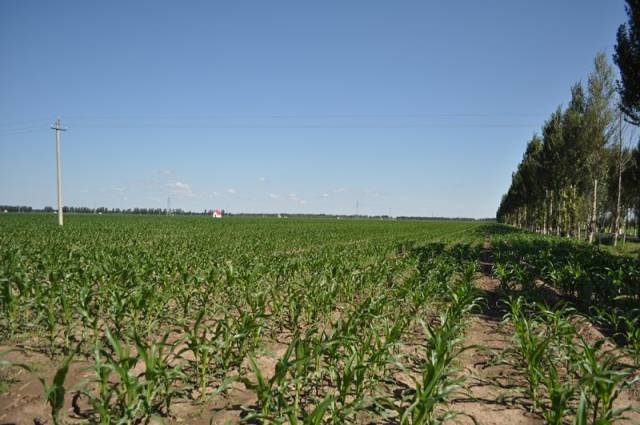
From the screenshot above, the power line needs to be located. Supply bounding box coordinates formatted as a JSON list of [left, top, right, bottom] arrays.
[[0, 112, 563, 137], [0, 112, 554, 134], [0, 118, 52, 128], [61, 112, 548, 120], [64, 122, 541, 129]]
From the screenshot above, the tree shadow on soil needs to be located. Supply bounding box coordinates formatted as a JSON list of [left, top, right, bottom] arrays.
[[474, 223, 525, 237]]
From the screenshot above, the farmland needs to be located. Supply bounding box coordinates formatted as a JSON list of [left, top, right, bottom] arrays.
[[1, 215, 639, 424]]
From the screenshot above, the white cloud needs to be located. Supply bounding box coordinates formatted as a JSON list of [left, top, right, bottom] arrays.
[[364, 189, 384, 198], [321, 193, 329, 198], [257, 176, 266, 183], [334, 187, 348, 193], [287, 193, 308, 205], [269, 192, 307, 205], [167, 181, 194, 197], [226, 188, 237, 195]]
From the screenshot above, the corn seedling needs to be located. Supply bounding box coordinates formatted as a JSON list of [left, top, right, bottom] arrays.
[[38, 350, 75, 425]]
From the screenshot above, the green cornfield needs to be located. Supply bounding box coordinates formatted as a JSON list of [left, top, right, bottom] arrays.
[[1, 214, 638, 424]]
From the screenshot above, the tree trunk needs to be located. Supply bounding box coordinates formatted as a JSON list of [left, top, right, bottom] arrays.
[[543, 192, 548, 235], [549, 195, 554, 236], [613, 120, 623, 246], [613, 181, 621, 247], [588, 178, 598, 244], [568, 186, 575, 237], [637, 202, 640, 237], [623, 208, 629, 245], [557, 190, 562, 236]]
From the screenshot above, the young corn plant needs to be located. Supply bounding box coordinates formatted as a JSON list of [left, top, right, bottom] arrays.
[[178, 309, 218, 400], [86, 345, 115, 424], [573, 337, 639, 424], [98, 328, 146, 421], [38, 351, 75, 425], [392, 265, 478, 425], [241, 343, 298, 423], [493, 262, 514, 293], [288, 394, 334, 425], [619, 312, 640, 367], [540, 358, 575, 425], [330, 342, 370, 420], [0, 278, 18, 337], [398, 321, 465, 425], [58, 288, 75, 354], [504, 297, 550, 412], [35, 285, 61, 358], [77, 285, 100, 349], [1, 349, 31, 394], [590, 306, 640, 367], [84, 327, 179, 424], [133, 331, 185, 416], [228, 308, 266, 368]]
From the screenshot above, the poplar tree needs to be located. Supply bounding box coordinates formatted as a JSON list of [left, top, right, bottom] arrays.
[[541, 108, 564, 234], [584, 52, 616, 243], [561, 83, 588, 235], [614, 0, 640, 125]]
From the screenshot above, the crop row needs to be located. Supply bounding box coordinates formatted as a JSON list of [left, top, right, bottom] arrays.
[[491, 232, 639, 422], [0, 215, 487, 424]]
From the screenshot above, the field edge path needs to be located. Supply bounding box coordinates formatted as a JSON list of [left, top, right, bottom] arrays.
[[448, 237, 542, 425]]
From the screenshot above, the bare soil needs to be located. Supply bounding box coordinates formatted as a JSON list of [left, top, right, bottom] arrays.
[[445, 240, 541, 424], [447, 274, 542, 425]]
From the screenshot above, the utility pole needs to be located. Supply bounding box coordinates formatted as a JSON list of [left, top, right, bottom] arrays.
[[355, 200, 359, 217], [51, 118, 66, 226], [167, 197, 171, 215]]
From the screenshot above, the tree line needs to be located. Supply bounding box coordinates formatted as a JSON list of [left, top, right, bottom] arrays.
[[1, 206, 495, 221], [1, 205, 216, 216], [497, 1, 640, 244]]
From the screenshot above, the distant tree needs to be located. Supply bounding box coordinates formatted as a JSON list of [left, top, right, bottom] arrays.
[[561, 83, 589, 236], [584, 52, 617, 243], [623, 141, 640, 235], [519, 135, 544, 230], [538, 108, 565, 234], [497, 53, 622, 243], [605, 138, 631, 232], [614, 0, 640, 125]]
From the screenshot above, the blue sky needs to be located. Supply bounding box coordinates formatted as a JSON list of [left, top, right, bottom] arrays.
[[0, 1, 628, 217]]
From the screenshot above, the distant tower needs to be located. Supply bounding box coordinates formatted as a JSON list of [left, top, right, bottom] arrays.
[[167, 197, 171, 215]]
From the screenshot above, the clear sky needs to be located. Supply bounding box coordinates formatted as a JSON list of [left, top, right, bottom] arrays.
[[0, 1, 629, 217]]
